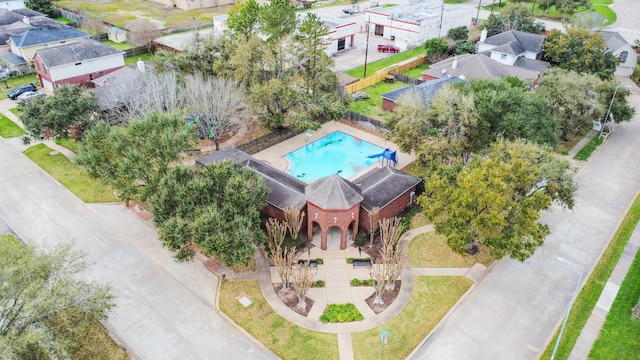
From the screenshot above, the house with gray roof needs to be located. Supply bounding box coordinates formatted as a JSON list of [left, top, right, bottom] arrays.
[[197, 146, 421, 250], [477, 30, 546, 65], [33, 38, 124, 90], [422, 52, 547, 83], [381, 76, 464, 111], [599, 30, 637, 76], [8, 27, 89, 67]]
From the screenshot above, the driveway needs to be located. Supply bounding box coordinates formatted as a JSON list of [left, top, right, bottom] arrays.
[[0, 138, 277, 360], [410, 78, 640, 358]]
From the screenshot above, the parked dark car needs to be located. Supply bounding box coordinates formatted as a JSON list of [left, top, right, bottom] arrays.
[[343, 8, 359, 15], [377, 44, 400, 53], [8, 82, 37, 100]]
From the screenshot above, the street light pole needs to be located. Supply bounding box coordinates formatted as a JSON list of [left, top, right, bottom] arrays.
[[438, 1, 445, 37], [551, 257, 583, 360], [363, 16, 371, 78], [600, 85, 621, 138], [475, 0, 482, 25]]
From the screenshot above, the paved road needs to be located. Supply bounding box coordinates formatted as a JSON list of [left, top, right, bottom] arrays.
[[411, 78, 640, 359], [0, 139, 277, 360], [609, 0, 640, 44]]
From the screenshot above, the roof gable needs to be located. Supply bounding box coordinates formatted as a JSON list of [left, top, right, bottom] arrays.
[[423, 53, 542, 81], [355, 167, 421, 211], [599, 30, 631, 52], [11, 27, 88, 47], [306, 174, 363, 209], [483, 30, 545, 54], [382, 76, 464, 105], [35, 38, 123, 68]]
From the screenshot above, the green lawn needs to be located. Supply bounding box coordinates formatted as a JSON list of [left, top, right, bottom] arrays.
[[409, 232, 493, 268], [54, 17, 75, 25], [349, 81, 406, 120], [574, 133, 603, 161], [54, 138, 83, 155], [0, 74, 38, 101], [220, 280, 340, 360], [102, 40, 137, 50], [0, 113, 25, 138], [541, 194, 640, 359], [57, 0, 229, 28], [589, 248, 640, 359], [590, 6, 617, 25], [352, 276, 473, 359], [402, 63, 429, 79], [345, 47, 427, 78], [23, 144, 117, 203], [124, 52, 154, 66]]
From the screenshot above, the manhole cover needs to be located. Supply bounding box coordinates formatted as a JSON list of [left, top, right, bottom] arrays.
[[238, 296, 252, 307]]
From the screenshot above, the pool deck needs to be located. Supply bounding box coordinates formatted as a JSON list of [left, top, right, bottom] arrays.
[[251, 121, 416, 182]]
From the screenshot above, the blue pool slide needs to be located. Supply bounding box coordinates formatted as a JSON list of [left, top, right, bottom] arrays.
[[367, 148, 397, 166]]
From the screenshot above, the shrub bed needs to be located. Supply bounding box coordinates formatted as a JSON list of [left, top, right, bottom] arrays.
[[319, 303, 364, 323]]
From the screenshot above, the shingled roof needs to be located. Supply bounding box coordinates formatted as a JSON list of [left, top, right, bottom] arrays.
[[10, 27, 88, 47], [482, 30, 545, 54], [423, 53, 543, 81], [599, 30, 631, 52], [196, 147, 307, 210], [354, 166, 421, 211], [36, 38, 123, 68], [306, 175, 363, 210]]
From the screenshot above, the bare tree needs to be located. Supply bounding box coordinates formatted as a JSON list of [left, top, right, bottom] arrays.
[[81, 17, 107, 35], [182, 75, 245, 150], [101, 70, 184, 124], [369, 263, 387, 305], [266, 218, 296, 292], [127, 19, 161, 52], [284, 206, 304, 241], [292, 261, 315, 312], [379, 217, 404, 291], [368, 207, 380, 247]]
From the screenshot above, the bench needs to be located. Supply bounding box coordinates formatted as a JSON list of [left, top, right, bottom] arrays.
[[353, 260, 371, 267], [297, 260, 319, 268]]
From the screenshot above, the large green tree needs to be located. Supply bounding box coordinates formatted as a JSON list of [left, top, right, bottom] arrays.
[[226, 0, 261, 37], [20, 85, 100, 139], [483, 3, 545, 37], [151, 162, 269, 265], [535, 68, 605, 141], [419, 139, 576, 261], [0, 236, 114, 359], [24, 0, 57, 17], [424, 38, 449, 63], [543, 27, 617, 79], [76, 111, 197, 203]]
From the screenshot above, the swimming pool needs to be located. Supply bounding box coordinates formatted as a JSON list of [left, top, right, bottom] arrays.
[[284, 131, 385, 181]]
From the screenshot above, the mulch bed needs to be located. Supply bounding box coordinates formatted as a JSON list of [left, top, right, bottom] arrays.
[[365, 281, 401, 314], [274, 284, 314, 316]]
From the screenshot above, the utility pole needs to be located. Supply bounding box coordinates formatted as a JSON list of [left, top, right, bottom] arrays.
[[438, 1, 445, 37], [363, 16, 371, 78]]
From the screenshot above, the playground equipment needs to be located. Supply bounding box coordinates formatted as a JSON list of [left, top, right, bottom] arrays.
[[367, 148, 397, 167], [186, 114, 215, 139]]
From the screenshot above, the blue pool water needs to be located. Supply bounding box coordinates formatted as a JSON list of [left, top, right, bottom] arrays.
[[284, 131, 385, 181]]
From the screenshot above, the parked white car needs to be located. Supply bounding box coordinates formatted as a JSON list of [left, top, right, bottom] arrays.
[[17, 91, 44, 103]]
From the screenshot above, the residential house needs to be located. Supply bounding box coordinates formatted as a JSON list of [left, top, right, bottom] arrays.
[[196, 146, 421, 250], [423, 30, 550, 83], [33, 38, 125, 90], [364, 0, 473, 50], [381, 76, 463, 111], [8, 27, 89, 70], [599, 30, 637, 76]]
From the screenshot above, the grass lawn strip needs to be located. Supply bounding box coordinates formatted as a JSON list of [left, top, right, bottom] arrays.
[[588, 242, 640, 358], [23, 144, 117, 203], [348, 81, 406, 120], [124, 52, 154, 66], [54, 138, 83, 155], [345, 47, 427, 78], [401, 63, 430, 79], [351, 276, 473, 360], [574, 134, 603, 161], [0, 113, 25, 138], [219, 280, 339, 360], [541, 194, 640, 359], [408, 232, 493, 268]]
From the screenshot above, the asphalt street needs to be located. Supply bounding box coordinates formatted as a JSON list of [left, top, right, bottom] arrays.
[[0, 138, 277, 359]]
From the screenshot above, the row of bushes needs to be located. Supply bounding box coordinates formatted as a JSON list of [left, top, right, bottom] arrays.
[[319, 303, 364, 323]]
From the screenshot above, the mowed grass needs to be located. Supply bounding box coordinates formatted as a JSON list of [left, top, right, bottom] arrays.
[[57, 0, 228, 28], [351, 276, 473, 359], [409, 231, 493, 268], [574, 134, 603, 161], [219, 280, 340, 360], [23, 144, 117, 203], [124, 52, 154, 66], [53, 138, 83, 155], [101, 40, 137, 50], [541, 194, 640, 359], [348, 81, 406, 120], [589, 247, 640, 359], [345, 47, 427, 78], [0, 113, 25, 138], [402, 63, 430, 79]]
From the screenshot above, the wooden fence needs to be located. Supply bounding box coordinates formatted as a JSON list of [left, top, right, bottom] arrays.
[[344, 55, 428, 94], [343, 111, 388, 133], [237, 128, 304, 155]]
